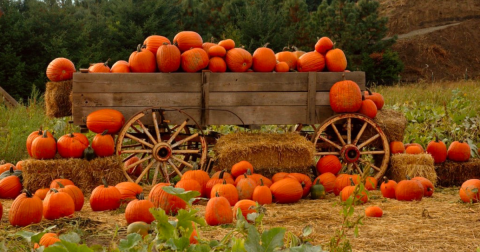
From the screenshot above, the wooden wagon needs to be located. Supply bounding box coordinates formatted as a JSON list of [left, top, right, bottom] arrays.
[[72, 71, 390, 184]]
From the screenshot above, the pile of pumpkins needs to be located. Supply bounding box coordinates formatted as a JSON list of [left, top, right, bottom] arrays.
[[390, 136, 471, 163], [45, 32, 351, 83]]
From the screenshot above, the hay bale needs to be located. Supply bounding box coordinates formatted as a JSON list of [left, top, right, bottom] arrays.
[[435, 159, 480, 187], [213, 132, 315, 178], [387, 153, 437, 184], [45, 80, 73, 118], [363, 109, 407, 144], [23, 156, 125, 193]]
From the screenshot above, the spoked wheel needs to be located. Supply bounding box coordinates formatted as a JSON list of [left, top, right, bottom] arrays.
[[313, 113, 390, 180], [116, 107, 207, 184]]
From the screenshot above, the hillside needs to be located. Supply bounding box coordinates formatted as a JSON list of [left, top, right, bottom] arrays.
[[378, 0, 480, 82]]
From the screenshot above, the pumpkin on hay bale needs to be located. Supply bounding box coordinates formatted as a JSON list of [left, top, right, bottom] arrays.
[[386, 153, 437, 184], [435, 159, 480, 187], [213, 132, 315, 178], [45, 80, 73, 118], [22, 156, 125, 193]]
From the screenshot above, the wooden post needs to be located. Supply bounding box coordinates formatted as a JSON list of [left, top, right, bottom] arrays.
[[0, 86, 20, 108], [307, 72, 317, 124], [201, 70, 210, 127]]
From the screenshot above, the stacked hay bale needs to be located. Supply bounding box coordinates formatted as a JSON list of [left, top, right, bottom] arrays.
[[435, 159, 480, 186], [45, 80, 73, 118], [213, 132, 315, 178], [387, 153, 437, 184]]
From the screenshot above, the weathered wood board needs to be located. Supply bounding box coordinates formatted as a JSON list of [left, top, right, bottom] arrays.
[[72, 71, 365, 127]]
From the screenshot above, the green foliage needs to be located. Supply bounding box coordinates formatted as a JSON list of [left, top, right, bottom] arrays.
[[362, 50, 404, 86]]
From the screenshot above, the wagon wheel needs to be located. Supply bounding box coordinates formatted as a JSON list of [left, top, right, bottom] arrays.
[[313, 113, 390, 180], [116, 107, 207, 185]]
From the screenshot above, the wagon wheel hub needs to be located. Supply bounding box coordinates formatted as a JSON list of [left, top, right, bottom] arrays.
[[341, 144, 360, 163], [153, 143, 172, 162]]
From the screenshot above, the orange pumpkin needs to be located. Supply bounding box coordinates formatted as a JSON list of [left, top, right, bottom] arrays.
[[50, 178, 74, 189], [316, 155, 342, 175], [34, 188, 50, 200], [129, 44, 156, 73], [426, 136, 447, 164], [218, 39, 235, 51], [90, 179, 122, 211], [43, 189, 75, 220], [236, 174, 257, 200], [124, 156, 143, 177], [27, 129, 54, 157], [115, 182, 143, 201], [46, 57, 76, 82], [208, 57, 227, 72], [202, 39, 217, 53], [9, 190, 43, 227], [252, 44, 276, 72], [315, 37, 334, 54], [181, 167, 210, 197], [390, 141, 405, 154], [211, 170, 234, 181], [447, 140, 471, 162], [325, 48, 347, 72], [205, 171, 234, 197], [149, 183, 186, 215], [125, 193, 155, 224], [412, 177, 434, 197], [181, 48, 209, 73], [275, 47, 297, 70], [333, 174, 358, 196], [365, 206, 383, 217], [57, 133, 89, 158], [110, 60, 130, 73], [252, 178, 272, 205], [364, 89, 385, 110], [340, 179, 368, 204], [297, 51, 325, 72], [175, 179, 203, 199], [211, 179, 239, 206], [143, 35, 171, 55], [459, 179, 480, 203], [31, 131, 57, 160], [329, 80, 362, 113], [270, 178, 303, 204], [56, 182, 84, 211], [291, 46, 306, 59], [0, 163, 14, 174], [15, 161, 24, 171], [272, 172, 289, 183], [231, 161, 254, 178], [225, 48, 252, 72], [205, 193, 233, 226], [173, 31, 203, 52], [233, 199, 257, 221], [156, 43, 181, 73], [39, 233, 60, 248], [395, 177, 424, 201], [86, 109, 125, 134], [287, 173, 312, 198], [91, 130, 115, 157], [208, 45, 227, 58], [275, 62, 289, 72], [358, 97, 377, 119], [364, 177, 378, 191], [89, 60, 110, 73], [405, 145, 423, 154], [380, 176, 397, 199], [313, 172, 336, 193]]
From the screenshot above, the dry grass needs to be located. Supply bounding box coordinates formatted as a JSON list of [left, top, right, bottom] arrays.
[[387, 153, 437, 183], [45, 80, 73, 118]]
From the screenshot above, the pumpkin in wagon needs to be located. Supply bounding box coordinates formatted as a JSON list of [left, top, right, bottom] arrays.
[[218, 39, 235, 51], [225, 48, 252, 72], [275, 47, 297, 70], [297, 51, 325, 72], [329, 80, 362, 113], [129, 44, 156, 73], [325, 48, 347, 72], [144, 35, 171, 55], [157, 42, 181, 73], [181, 48, 209, 73], [173, 31, 203, 52], [110, 60, 130, 73], [89, 60, 110, 73], [252, 43, 276, 72], [315, 37, 334, 54]]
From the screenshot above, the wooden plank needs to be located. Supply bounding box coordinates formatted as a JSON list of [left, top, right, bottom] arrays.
[[315, 106, 335, 124], [0, 86, 19, 108], [307, 72, 317, 124], [72, 73, 202, 93], [209, 92, 329, 106], [72, 93, 201, 107], [201, 71, 210, 126], [210, 72, 309, 92], [208, 106, 307, 125], [73, 106, 202, 126], [316, 72, 366, 90]]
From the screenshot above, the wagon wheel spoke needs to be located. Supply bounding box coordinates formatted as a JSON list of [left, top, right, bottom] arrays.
[[167, 159, 183, 177], [125, 133, 154, 149], [151, 162, 161, 185], [167, 120, 188, 145], [314, 151, 340, 156], [360, 150, 385, 155], [136, 120, 157, 145], [317, 135, 342, 150], [152, 111, 161, 143], [125, 155, 152, 171], [353, 163, 363, 174], [353, 122, 368, 145], [171, 155, 194, 169], [330, 123, 346, 146], [122, 153, 137, 163], [347, 118, 352, 144], [121, 143, 143, 149], [131, 124, 143, 134], [172, 149, 201, 154], [171, 133, 199, 149], [135, 160, 156, 184], [121, 149, 152, 154], [359, 158, 381, 172], [346, 163, 353, 172], [357, 134, 380, 150], [161, 162, 170, 184]]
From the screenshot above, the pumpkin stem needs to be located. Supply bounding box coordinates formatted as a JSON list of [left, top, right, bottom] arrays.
[[282, 46, 290, 51], [292, 45, 299, 51], [406, 175, 411, 180], [383, 176, 389, 183], [210, 36, 215, 43], [215, 191, 220, 198], [246, 169, 252, 175], [70, 132, 75, 138], [301, 181, 305, 188], [263, 42, 270, 48], [315, 179, 321, 185], [260, 178, 264, 186], [104, 58, 110, 66], [101, 129, 109, 136], [137, 44, 142, 52], [50, 188, 59, 193], [243, 173, 248, 179], [136, 193, 145, 200], [222, 179, 227, 185], [162, 42, 169, 46], [25, 189, 33, 198], [43, 130, 49, 138], [349, 177, 355, 186], [219, 170, 225, 179], [56, 181, 65, 188], [102, 178, 109, 188], [9, 166, 14, 174], [365, 88, 373, 95]]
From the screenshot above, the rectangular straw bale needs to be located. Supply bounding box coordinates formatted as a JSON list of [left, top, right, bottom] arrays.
[[213, 132, 315, 178], [387, 153, 437, 184], [435, 159, 480, 186], [45, 80, 73, 118]]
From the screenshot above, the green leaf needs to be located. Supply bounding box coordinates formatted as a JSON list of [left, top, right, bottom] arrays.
[[162, 186, 200, 206], [176, 208, 207, 240], [173, 237, 191, 251], [244, 225, 262, 252], [261, 227, 285, 252], [44, 247, 67, 252], [149, 208, 175, 241], [59, 232, 81, 244], [118, 233, 142, 251], [15, 231, 35, 243], [231, 237, 247, 252], [302, 225, 313, 237], [187, 244, 212, 252], [287, 244, 325, 252]]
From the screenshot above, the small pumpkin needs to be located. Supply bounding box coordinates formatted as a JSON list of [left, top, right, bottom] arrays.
[[202, 38, 217, 52], [43, 188, 75, 220], [208, 57, 227, 72], [231, 160, 254, 178], [236, 173, 257, 200], [31, 130, 57, 160], [57, 132, 89, 158], [0, 167, 23, 199], [272, 172, 289, 183], [333, 173, 358, 196], [291, 46, 306, 59], [358, 95, 378, 119], [297, 51, 325, 72], [129, 44, 156, 73], [329, 80, 362, 113], [275, 62, 289, 72], [447, 140, 471, 162], [313, 172, 336, 193], [149, 183, 186, 215], [92, 130, 115, 157], [340, 178, 368, 204], [218, 39, 235, 51], [0, 163, 14, 174], [124, 156, 143, 177], [173, 31, 203, 52], [405, 145, 424, 154], [211, 179, 239, 206], [181, 48, 209, 73], [90, 178, 122, 211], [412, 177, 434, 197], [459, 179, 480, 203], [252, 178, 272, 205], [365, 206, 383, 217], [116, 181, 144, 201], [9, 190, 43, 226], [395, 176, 424, 201], [252, 43, 276, 72], [175, 179, 202, 199], [110, 60, 130, 73], [364, 176, 378, 191], [316, 155, 342, 175], [205, 192, 233, 226], [50, 178, 74, 189], [380, 176, 397, 199], [83, 145, 96, 160], [208, 45, 227, 58], [125, 193, 155, 224], [15, 161, 24, 171], [56, 182, 84, 211], [34, 188, 50, 200], [143, 35, 171, 55], [39, 233, 60, 248], [310, 179, 326, 199], [363, 89, 384, 110], [46, 57, 76, 82], [27, 128, 54, 157], [86, 109, 125, 134], [314, 37, 334, 54], [233, 199, 257, 221], [426, 136, 447, 164], [205, 170, 234, 197], [225, 48, 253, 72], [127, 221, 150, 238], [157, 42, 181, 73], [89, 60, 110, 73], [275, 47, 297, 70], [325, 48, 347, 72], [211, 170, 234, 181], [181, 165, 210, 197], [270, 178, 303, 204], [390, 141, 405, 154]]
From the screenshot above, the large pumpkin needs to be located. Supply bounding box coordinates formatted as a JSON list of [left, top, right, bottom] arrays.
[[316, 155, 342, 175], [86, 109, 125, 134], [287, 173, 312, 198], [43, 189, 75, 220], [149, 183, 186, 215], [173, 31, 203, 52], [181, 167, 210, 197], [313, 172, 336, 193], [157, 42, 181, 73], [57, 133, 89, 158], [125, 193, 155, 224], [46, 57, 76, 82], [459, 179, 480, 203], [27, 129, 54, 157], [252, 44, 276, 72], [31, 131, 57, 160], [181, 48, 209, 73], [9, 190, 43, 227], [411, 177, 434, 197], [329, 80, 362, 113], [56, 182, 85, 211], [211, 179, 239, 206], [91, 130, 115, 157], [225, 48, 252, 72], [426, 136, 447, 164], [90, 179, 122, 211], [325, 48, 347, 72], [205, 193, 233, 226], [297, 51, 325, 72], [0, 167, 23, 199], [270, 178, 303, 204], [447, 140, 470, 162], [129, 44, 156, 73], [314, 37, 334, 54], [272, 172, 289, 183], [275, 47, 297, 70], [116, 182, 143, 201], [144, 35, 171, 55], [395, 177, 424, 201]]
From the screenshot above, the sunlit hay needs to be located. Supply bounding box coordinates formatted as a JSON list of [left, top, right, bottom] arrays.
[[387, 153, 437, 184], [213, 132, 315, 178], [23, 156, 125, 193], [435, 159, 480, 186], [45, 80, 72, 118]]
